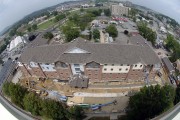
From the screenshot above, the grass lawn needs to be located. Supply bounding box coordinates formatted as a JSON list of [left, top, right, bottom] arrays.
[[38, 18, 56, 30]]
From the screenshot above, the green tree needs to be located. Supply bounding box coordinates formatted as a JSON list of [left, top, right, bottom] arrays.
[[137, 22, 156, 45], [8, 83, 28, 108], [2, 82, 11, 96], [53, 11, 58, 16], [9, 29, 17, 36], [27, 26, 32, 32], [80, 8, 84, 12], [127, 85, 175, 120], [69, 106, 84, 120], [93, 29, 100, 39], [62, 22, 80, 42], [104, 9, 111, 16], [129, 8, 138, 17], [23, 92, 42, 115], [32, 24, 37, 30], [43, 32, 54, 40], [174, 85, 180, 105], [65, 29, 80, 42], [54, 14, 66, 22], [41, 99, 68, 120], [165, 34, 180, 62], [105, 24, 118, 38], [87, 9, 102, 16]]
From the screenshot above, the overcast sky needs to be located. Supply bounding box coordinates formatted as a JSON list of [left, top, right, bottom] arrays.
[[0, 0, 71, 32], [127, 0, 180, 22], [0, 0, 180, 33]]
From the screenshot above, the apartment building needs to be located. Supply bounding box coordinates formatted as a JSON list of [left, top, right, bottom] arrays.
[[18, 37, 161, 82], [111, 3, 129, 16]]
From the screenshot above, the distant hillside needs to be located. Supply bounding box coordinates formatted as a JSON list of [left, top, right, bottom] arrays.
[[0, 0, 86, 36]]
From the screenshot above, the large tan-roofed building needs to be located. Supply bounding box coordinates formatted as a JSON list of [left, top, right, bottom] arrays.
[[18, 37, 161, 82], [111, 3, 129, 16]]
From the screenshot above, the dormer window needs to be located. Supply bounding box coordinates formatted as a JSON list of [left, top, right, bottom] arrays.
[[86, 62, 100, 68], [55, 61, 68, 68]]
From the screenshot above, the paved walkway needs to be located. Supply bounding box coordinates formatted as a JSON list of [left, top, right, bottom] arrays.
[[74, 92, 128, 97], [84, 112, 125, 120]]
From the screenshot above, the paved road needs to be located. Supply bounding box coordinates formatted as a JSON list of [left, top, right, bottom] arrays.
[[0, 59, 16, 89]]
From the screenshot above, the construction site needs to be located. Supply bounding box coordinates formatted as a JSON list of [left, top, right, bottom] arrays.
[[17, 72, 165, 113]]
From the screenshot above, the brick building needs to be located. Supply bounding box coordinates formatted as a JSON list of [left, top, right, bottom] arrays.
[[18, 37, 161, 82]]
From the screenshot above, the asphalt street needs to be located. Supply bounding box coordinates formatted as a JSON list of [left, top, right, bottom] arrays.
[[0, 59, 16, 89]]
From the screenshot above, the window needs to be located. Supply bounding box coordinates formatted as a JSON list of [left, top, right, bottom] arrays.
[[119, 68, 122, 71], [104, 68, 107, 71], [75, 68, 80, 71], [135, 65, 137, 67], [61, 62, 68, 68], [46, 67, 49, 69], [111, 68, 113, 71], [74, 64, 80, 67], [45, 63, 49, 65], [140, 65, 143, 67]]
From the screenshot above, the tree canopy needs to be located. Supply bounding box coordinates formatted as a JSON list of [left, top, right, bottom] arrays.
[[104, 9, 111, 16], [43, 32, 54, 40], [61, 22, 80, 42], [2, 82, 84, 120], [69, 106, 84, 120], [23, 92, 42, 115], [127, 84, 175, 120], [165, 34, 180, 62], [3, 82, 29, 108], [32, 24, 37, 30], [174, 85, 180, 105], [54, 14, 66, 22], [105, 24, 118, 38], [93, 29, 100, 40], [137, 22, 156, 46]]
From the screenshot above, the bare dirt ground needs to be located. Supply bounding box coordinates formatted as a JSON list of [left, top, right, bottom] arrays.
[[18, 75, 164, 113]]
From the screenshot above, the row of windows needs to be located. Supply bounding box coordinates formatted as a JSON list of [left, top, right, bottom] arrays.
[[104, 68, 129, 71], [134, 65, 143, 67], [104, 64, 130, 66], [102, 76, 126, 79], [104, 64, 143, 67], [88, 73, 98, 76]]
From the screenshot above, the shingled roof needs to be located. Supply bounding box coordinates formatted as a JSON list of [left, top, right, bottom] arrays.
[[128, 34, 152, 47], [19, 37, 160, 65]]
